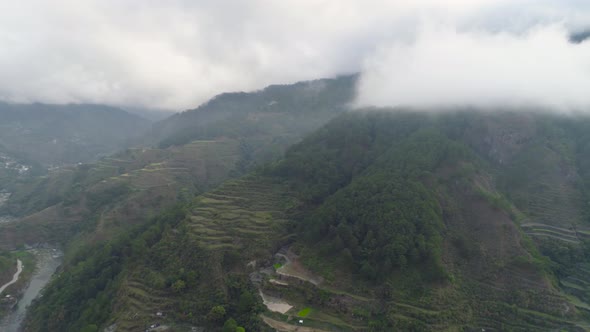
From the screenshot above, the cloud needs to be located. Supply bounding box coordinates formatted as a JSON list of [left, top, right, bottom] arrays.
[[355, 24, 590, 111], [0, 1, 588, 110]]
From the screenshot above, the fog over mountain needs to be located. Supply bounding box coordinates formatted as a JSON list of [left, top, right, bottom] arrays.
[[356, 24, 590, 111], [0, 1, 589, 110], [4, 4, 590, 330]]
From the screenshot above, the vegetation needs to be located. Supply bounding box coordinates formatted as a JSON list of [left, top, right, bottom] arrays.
[[0, 249, 36, 319], [264, 111, 590, 330], [153, 75, 357, 149], [7, 78, 590, 331], [0, 76, 359, 250], [270, 115, 472, 283], [297, 307, 311, 318], [0, 102, 150, 166], [20, 110, 590, 331], [0, 250, 17, 285], [23, 205, 187, 332], [23, 174, 294, 331]]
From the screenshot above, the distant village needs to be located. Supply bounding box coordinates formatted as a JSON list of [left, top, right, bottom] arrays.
[[0, 154, 30, 175]]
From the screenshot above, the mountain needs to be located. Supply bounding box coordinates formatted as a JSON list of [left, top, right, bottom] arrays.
[[0, 75, 357, 235], [0, 102, 151, 167], [121, 107, 172, 122], [17, 109, 590, 331], [571, 30, 590, 43], [147, 75, 357, 148], [1, 75, 589, 332]]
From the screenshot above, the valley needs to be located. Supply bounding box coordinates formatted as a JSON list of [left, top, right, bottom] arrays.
[[2, 1, 590, 331], [0, 78, 590, 331], [0, 249, 62, 332]]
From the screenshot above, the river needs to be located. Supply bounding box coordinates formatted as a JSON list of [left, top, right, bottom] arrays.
[[0, 249, 62, 332]]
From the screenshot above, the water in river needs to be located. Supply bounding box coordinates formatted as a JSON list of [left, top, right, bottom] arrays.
[[0, 249, 62, 332]]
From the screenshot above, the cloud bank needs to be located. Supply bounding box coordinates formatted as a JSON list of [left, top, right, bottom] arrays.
[[0, 1, 589, 111], [356, 25, 590, 111]]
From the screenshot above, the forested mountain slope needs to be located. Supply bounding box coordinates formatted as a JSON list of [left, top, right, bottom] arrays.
[[0, 102, 151, 166], [22, 110, 590, 331], [146, 75, 357, 148]]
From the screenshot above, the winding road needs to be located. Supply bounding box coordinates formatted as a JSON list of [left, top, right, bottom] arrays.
[[275, 251, 323, 286], [0, 259, 22, 295]]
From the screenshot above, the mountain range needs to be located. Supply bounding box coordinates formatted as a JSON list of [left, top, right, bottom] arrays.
[[0, 76, 589, 331]]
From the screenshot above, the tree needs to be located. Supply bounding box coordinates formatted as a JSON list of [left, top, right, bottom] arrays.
[[222, 318, 238, 332], [341, 248, 354, 267], [207, 305, 226, 322], [237, 291, 255, 314], [171, 279, 186, 293], [360, 261, 376, 280], [80, 325, 99, 332]]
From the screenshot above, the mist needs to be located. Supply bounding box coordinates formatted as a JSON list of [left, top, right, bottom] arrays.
[[0, 1, 589, 111], [355, 24, 590, 112]]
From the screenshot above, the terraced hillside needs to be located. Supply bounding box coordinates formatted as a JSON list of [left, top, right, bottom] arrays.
[[185, 175, 297, 263], [521, 223, 585, 244], [0, 75, 357, 250], [189, 177, 294, 253], [0, 140, 241, 249], [104, 175, 298, 332], [94, 140, 241, 232], [258, 112, 590, 331], [111, 273, 176, 332], [258, 248, 376, 331], [256, 174, 583, 330], [17, 108, 590, 331], [107, 111, 590, 332]]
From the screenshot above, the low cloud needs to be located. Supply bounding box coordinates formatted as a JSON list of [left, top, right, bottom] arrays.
[[0, 1, 589, 111], [355, 25, 590, 111]]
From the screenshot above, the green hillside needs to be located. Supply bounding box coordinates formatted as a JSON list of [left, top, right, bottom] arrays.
[[148, 75, 357, 148], [0, 75, 356, 251], [20, 110, 590, 331], [0, 102, 151, 166], [0, 251, 17, 286]]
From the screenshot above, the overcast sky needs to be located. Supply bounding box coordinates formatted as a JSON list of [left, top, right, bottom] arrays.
[[0, 1, 589, 111]]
